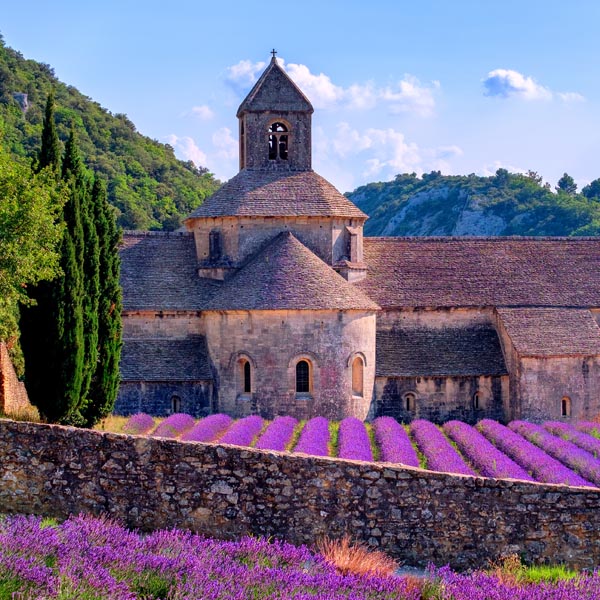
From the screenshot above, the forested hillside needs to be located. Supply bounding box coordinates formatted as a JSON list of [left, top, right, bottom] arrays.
[[0, 35, 220, 230], [348, 170, 600, 237]]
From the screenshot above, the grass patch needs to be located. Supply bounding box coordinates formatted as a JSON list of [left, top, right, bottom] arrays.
[[364, 422, 380, 461], [0, 404, 41, 423], [286, 420, 306, 451], [406, 424, 428, 469], [94, 414, 130, 433], [520, 564, 578, 584], [328, 421, 340, 457]]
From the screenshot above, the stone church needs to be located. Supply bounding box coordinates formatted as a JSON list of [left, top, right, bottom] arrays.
[[117, 56, 600, 424]]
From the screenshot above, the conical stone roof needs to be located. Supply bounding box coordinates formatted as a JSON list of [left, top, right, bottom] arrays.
[[204, 232, 380, 311], [186, 169, 366, 220], [237, 57, 313, 116]]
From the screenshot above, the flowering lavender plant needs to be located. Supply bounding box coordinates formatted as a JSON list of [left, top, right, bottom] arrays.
[[255, 416, 298, 451], [509, 421, 598, 486], [337, 417, 373, 461], [443, 420, 533, 481], [372, 416, 419, 467], [180, 413, 233, 442], [122, 413, 155, 435], [151, 413, 195, 438], [545, 421, 600, 458], [218, 414, 264, 446], [292, 416, 330, 457], [575, 421, 600, 437], [478, 419, 592, 487], [410, 419, 476, 476]]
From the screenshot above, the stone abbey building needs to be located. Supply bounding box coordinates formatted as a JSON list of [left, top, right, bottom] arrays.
[[117, 56, 600, 424]]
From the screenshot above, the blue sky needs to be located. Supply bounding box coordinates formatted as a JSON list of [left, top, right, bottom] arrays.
[[2, 1, 599, 192]]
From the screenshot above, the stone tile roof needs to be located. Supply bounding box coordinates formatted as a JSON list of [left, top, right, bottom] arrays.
[[204, 232, 380, 311], [237, 57, 313, 116], [185, 169, 367, 219], [120, 336, 212, 381], [120, 232, 220, 311], [358, 237, 600, 308], [376, 326, 508, 377], [497, 308, 600, 356]]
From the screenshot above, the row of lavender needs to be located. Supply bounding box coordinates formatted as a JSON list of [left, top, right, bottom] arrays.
[[122, 413, 600, 487]]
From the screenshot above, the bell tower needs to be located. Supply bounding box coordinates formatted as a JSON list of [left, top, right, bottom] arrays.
[[237, 51, 314, 172]]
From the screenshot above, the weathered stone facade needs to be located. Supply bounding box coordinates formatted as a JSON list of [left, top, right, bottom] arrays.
[[0, 342, 30, 416], [2, 419, 600, 570], [115, 56, 600, 423]]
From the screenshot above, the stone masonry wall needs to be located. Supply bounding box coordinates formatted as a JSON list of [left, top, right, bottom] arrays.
[[1, 419, 600, 570], [0, 343, 30, 415]]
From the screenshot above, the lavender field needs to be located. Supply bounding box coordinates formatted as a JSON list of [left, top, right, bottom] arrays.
[[2, 514, 600, 599], [122, 413, 600, 487]]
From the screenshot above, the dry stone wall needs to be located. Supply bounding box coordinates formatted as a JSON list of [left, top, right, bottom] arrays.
[[1, 419, 600, 570]]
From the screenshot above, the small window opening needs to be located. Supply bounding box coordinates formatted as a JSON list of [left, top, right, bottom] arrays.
[[296, 360, 310, 394], [268, 122, 288, 160], [404, 392, 416, 412], [239, 120, 245, 168], [243, 360, 251, 394], [352, 356, 364, 397], [171, 395, 181, 414], [561, 396, 571, 417], [209, 229, 222, 261], [473, 392, 481, 410]]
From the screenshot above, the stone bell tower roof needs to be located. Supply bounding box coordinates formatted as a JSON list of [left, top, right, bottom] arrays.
[[237, 56, 313, 117]]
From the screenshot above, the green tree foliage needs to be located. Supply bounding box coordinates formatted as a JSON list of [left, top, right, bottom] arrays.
[[0, 37, 220, 230], [0, 142, 63, 374], [556, 173, 577, 195], [84, 178, 122, 424], [348, 170, 600, 237], [582, 178, 600, 201], [36, 90, 61, 174]]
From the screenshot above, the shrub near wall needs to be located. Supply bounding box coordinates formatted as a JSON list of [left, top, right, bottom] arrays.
[[1, 419, 600, 570]]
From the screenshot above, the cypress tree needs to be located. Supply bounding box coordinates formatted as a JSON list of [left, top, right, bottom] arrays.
[[84, 178, 122, 425], [37, 90, 61, 174]]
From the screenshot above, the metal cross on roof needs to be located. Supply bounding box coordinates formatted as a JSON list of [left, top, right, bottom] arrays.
[[271, 48, 277, 59]]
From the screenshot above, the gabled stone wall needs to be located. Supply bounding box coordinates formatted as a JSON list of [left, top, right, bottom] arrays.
[[1, 419, 600, 570]]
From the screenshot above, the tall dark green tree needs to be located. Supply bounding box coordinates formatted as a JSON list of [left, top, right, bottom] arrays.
[[37, 90, 61, 174], [582, 178, 600, 201], [84, 178, 122, 424], [556, 173, 577, 195]]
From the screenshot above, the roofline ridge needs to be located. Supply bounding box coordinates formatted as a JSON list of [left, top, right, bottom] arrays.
[[367, 235, 600, 242], [122, 230, 192, 237]]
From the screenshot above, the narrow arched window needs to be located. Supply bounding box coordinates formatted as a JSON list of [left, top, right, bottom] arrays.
[[403, 392, 416, 412], [268, 122, 288, 160], [296, 360, 310, 394], [473, 392, 481, 410], [352, 356, 364, 397], [171, 395, 181, 414], [243, 360, 251, 394], [561, 396, 571, 417]]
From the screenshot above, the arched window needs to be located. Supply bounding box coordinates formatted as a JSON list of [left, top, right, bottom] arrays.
[[352, 356, 364, 397], [268, 122, 288, 160], [171, 395, 181, 414], [561, 396, 571, 417], [243, 360, 251, 394], [296, 359, 311, 394], [472, 392, 481, 410], [403, 392, 416, 412]]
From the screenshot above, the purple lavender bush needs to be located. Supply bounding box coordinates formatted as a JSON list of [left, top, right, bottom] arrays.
[[478, 419, 592, 487], [292, 416, 330, 457], [180, 413, 233, 442], [373, 416, 420, 467], [337, 417, 373, 461], [255, 416, 298, 451], [0, 514, 424, 599], [218, 414, 264, 446], [545, 421, 600, 458], [443, 420, 533, 481], [509, 421, 599, 486], [122, 413, 155, 435], [150, 413, 195, 438], [575, 421, 600, 437], [410, 419, 476, 476]]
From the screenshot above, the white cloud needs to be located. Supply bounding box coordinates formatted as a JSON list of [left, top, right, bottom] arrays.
[[211, 127, 237, 160], [225, 57, 438, 116], [165, 134, 208, 168], [483, 69, 552, 100], [189, 104, 215, 120], [558, 91, 586, 103], [226, 59, 266, 87], [480, 160, 526, 177]]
